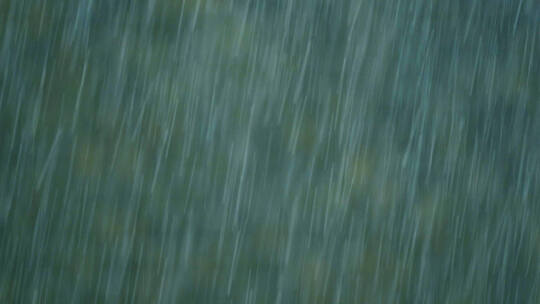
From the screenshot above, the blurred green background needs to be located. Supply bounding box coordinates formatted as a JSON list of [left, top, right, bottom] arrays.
[[0, 0, 539, 303]]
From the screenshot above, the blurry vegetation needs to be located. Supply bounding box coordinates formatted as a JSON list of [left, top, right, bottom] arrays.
[[1, 0, 540, 303]]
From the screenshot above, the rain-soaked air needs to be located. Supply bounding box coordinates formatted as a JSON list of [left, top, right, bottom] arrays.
[[1, 0, 539, 303]]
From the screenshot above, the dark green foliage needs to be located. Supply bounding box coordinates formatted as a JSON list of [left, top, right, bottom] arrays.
[[1, 0, 539, 303]]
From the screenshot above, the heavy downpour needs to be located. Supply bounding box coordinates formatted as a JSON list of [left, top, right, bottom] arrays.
[[0, 0, 539, 303]]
